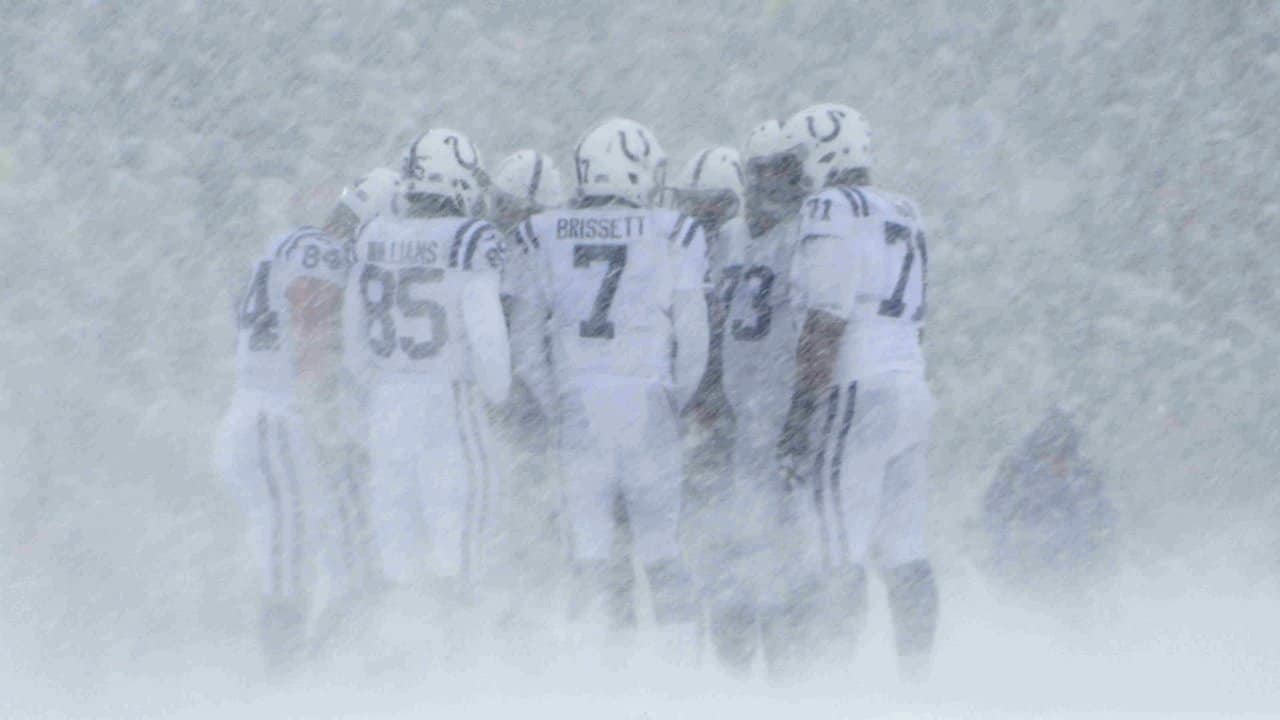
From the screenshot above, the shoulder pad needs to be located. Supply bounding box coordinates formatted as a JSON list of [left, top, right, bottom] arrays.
[[828, 185, 872, 220], [274, 226, 329, 260], [511, 215, 547, 255], [275, 226, 348, 277], [451, 219, 504, 271]]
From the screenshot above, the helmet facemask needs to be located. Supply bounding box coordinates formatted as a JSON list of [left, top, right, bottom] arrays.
[[746, 147, 809, 211], [672, 188, 740, 231], [488, 189, 535, 231]]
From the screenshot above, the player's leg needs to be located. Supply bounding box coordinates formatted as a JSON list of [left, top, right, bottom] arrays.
[[757, 460, 827, 682], [558, 387, 621, 624], [873, 387, 938, 681], [363, 385, 429, 587], [229, 404, 310, 672], [458, 381, 507, 588], [608, 493, 638, 632], [336, 365, 377, 590], [706, 433, 763, 676], [418, 383, 473, 586], [222, 400, 295, 670], [493, 379, 564, 628], [820, 380, 897, 663], [623, 384, 700, 662]]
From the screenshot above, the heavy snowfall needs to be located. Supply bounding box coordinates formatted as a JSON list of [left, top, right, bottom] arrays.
[[2, 1, 1278, 717]]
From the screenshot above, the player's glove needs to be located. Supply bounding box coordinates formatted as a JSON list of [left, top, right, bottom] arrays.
[[777, 388, 816, 490]]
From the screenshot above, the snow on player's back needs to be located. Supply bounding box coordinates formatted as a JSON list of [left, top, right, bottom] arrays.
[[234, 225, 348, 395], [797, 182, 929, 380], [345, 213, 503, 383], [513, 205, 705, 385]]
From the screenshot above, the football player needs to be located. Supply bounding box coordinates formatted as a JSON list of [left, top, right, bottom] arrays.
[[219, 170, 394, 672], [667, 144, 750, 671], [505, 118, 709, 661], [777, 103, 938, 680], [343, 130, 510, 596], [703, 123, 824, 678]]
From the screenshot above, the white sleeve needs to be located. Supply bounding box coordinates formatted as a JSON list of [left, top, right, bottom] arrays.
[[508, 294, 554, 415], [503, 220, 546, 305], [673, 289, 709, 410], [674, 217, 711, 292], [506, 220, 555, 414], [462, 271, 511, 405], [672, 219, 710, 408]]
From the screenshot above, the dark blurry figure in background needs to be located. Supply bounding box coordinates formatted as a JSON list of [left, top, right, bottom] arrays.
[[980, 407, 1116, 601]]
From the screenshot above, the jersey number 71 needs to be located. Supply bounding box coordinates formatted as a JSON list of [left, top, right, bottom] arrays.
[[878, 222, 927, 322]]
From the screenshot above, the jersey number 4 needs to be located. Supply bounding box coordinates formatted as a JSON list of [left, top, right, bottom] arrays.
[[574, 244, 627, 339], [360, 264, 449, 359], [239, 261, 279, 352], [879, 222, 928, 321]]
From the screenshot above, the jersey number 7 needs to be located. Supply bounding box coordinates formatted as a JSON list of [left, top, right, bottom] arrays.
[[574, 244, 627, 339]]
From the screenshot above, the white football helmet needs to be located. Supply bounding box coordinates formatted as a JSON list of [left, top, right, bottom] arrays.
[[744, 118, 809, 211], [488, 149, 565, 229], [745, 119, 796, 162], [573, 118, 666, 207], [400, 128, 488, 215], [673, 146, 744, 197], [671, 146, 745, 225], [784, 103, 873, 189], [339, 167, 400, 222], [491, 150, 565, 215]]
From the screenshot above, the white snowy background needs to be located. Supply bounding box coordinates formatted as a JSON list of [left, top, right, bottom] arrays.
[[2, 1, 1278, 717]]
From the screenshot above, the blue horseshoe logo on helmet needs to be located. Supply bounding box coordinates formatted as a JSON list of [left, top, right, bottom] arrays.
[[444, 135, 479, 170], [403, 132, 427, 179], [619, 129, 650, 162], [807, 109, 846, 143]]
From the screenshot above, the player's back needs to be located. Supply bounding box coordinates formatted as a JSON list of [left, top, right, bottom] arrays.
[[515, 205, 703, 388], [798, 184, 929, 381], [716, 214, 803, 442], [234, 226, 349, 397], [344, 214, 502, 387]]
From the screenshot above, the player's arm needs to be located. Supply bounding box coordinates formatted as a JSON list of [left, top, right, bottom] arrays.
[[462, 223, 512, 405], [672, 219, 710, 412], [506, 223, 555, 418]]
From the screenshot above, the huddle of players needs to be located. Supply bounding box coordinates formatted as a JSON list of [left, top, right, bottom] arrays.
[[221, 102, 937, 681]]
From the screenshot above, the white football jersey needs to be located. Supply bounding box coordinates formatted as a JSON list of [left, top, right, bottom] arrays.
[[343, 215, 505, 385], [234, 226, 350, 394], [508, 206, 708, 387], [716, 214, 804, 441], [795, 185, 928, 380]]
